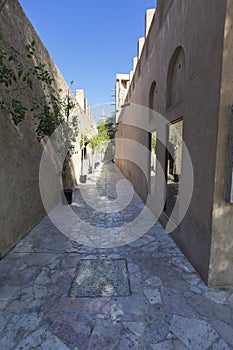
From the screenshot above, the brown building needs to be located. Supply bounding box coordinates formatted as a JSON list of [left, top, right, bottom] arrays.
[[115, 0, 233, 287]]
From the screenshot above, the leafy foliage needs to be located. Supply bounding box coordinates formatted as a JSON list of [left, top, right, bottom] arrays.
[[152, 135, 156, 149], [0, 32, 77, 142], [89, 134, 100, 148], [0, 32, 84, 190], [0, 38, 36, 124], [80, 133, 89, 148], [98, 117, 116, 139], [89, 117, 116, 147]]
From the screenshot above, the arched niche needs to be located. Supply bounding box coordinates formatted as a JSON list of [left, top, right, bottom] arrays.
[[167, 46, 186, 109]]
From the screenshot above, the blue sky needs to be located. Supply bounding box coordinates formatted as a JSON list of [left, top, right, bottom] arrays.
[[18, 0, 156, 115]]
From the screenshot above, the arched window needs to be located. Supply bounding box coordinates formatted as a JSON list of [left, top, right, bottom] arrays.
[[167, 46, 186, 109]]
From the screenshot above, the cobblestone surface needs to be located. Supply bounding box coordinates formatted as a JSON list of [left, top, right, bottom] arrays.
[[0, 162, 233, 349]]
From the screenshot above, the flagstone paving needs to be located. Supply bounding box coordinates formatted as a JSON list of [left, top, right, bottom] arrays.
[[0, 162, 233, 349]]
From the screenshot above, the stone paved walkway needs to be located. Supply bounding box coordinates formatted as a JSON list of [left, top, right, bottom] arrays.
[[1, 162, 233, 349]]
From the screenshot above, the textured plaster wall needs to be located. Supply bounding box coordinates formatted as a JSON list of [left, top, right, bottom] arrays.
[[209, 0, 233, 287], [0, 1, 93, 257], [116, 0, 230, 285]]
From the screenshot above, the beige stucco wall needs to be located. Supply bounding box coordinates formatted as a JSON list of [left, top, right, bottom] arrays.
[[0, 1, 95, 257], [116, 0, 230, 285], [209, 0, 233, 287]]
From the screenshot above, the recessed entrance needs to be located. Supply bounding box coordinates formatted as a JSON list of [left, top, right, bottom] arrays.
[[165, 119, 183, 223], [149, 130, 157, 196]]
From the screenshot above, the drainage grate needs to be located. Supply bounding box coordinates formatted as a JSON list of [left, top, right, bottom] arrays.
[[69, 259, 131, 297]]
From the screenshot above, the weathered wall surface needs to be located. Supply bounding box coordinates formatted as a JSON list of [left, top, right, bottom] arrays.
[[209, 0, 233, 286], [116, 0, 232, 285], [0, 1, 94, 257]]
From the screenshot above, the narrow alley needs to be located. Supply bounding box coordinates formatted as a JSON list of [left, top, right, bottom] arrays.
[[0, 162, 233, 350]]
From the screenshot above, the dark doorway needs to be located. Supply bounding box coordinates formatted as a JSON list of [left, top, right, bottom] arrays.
[[165, 119, 183, 223]]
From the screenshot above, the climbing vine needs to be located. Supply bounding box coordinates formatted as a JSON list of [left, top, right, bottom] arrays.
[[0, 32, 78, 142]]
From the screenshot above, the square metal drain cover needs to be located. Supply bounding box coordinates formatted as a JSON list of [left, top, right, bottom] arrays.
[[69, 259, 131, 297]]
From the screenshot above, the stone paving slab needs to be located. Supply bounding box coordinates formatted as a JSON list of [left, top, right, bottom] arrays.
[[0, 162, 233, 349], [69, 259, 130, 297]]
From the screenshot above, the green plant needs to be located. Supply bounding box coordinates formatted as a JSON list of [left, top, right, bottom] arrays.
[[89, 134, 100, 148], [97, 117, 115, 141], [152, 135, 156, 149], [0, 32, 80, 189], [88, 117, 114, 148], [0, 32, 76, 142], [0, 32, 33, 125], [58, 83, 79, 189], [80, 133, 89, 148]]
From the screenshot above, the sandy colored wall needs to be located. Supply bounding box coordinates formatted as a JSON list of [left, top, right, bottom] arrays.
[[116, 0, 229, 284], [0, 1, 93, 257], [209, 0, 233, 286]]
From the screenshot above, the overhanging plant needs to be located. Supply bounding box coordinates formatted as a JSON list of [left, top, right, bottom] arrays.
[[0, 32, 80, 204], [0, 34, 65, 139], [60, 86, 79, 203]]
